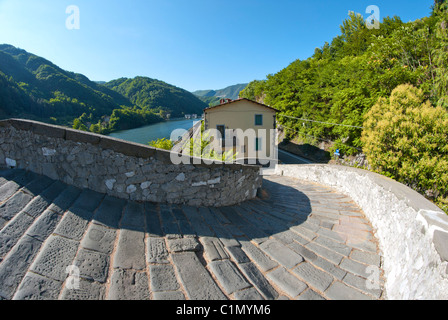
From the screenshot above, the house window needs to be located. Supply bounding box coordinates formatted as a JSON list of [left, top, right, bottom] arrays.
[[217, 125, 225, 147], [255, 114, 263, 126], [255, 137, 262, 151], [216, 125, 225, 139]]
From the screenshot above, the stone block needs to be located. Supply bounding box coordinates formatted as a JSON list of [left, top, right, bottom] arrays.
[[293, 262, 333, 292], [26, 209, 61, 242], [108, 269, 150, 300], [32, 122, 66, 139], [238, 262, 278, 300], [47, 185, 81, 215], [349, 249, 382, 267], [226, 245, 250, 263], [99, 136, 155, 159], [209, 260, 251, 295], [171, 252, 226, 300], [239, 240, 278, 272], [259, 239, 304, 269], [13, 272, 62, 300], [29, 235, 79, 282], [81, 223, 117, 254], [71, 189, 104, 212], [233, 288, 264, 300], [21, 195, 51, 218], [114, 229, 146, 270], [339, 258, 371, 278], [305, 242, 344, 265], [146, 237, 169, 264], [73, 248, 110, 283], [152, 291, 185, 300], [60, 278, 106, 300], [120, 201, 145, 230], [145, 206, 164, 237], [150, 264, 180, 292], [433, 230, 448, 262], [202, 237, 229, 261], [266, 267, 307, 298], [342, 272, 382, 299], [65, 129, 101, 145], [167, 238, 201, 253], [0, 191, 33, 221], [92, 196, 126, 229], [325, 281, 373, 300], [0, 235, 42, 299], [53, 208, 93, 241], [296, 289, 326, 300], [0, 211, 35, 258]]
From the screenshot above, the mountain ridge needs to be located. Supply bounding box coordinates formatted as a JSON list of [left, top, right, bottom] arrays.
[[0, 44, 207, 131], [192, 83, 248, 106]]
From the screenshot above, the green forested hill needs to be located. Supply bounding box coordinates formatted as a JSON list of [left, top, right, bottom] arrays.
[[104, 77, 207, 118], [193, 83, 248, 106], [240, 1, 448, 212], [0, 44, 132, 123], [0, 45, 206, 132], [240, 5, 448, 155]]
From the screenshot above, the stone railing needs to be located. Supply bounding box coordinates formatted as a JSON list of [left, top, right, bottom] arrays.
[[0, 119, 262, 207], [275, 164, 448, 300]]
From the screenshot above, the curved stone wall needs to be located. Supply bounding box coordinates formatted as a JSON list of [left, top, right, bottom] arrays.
[[0, 119, 261, 207], [275, 164, 448, 300]]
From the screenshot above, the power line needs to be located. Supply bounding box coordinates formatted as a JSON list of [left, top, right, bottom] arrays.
[[278, 114, 364, 129]]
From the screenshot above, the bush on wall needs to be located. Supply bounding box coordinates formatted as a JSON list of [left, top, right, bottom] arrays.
[[362, 84, 448, 213]]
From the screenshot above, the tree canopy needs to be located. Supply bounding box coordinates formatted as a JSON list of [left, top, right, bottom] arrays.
[[0, 45, 206, 134], [240, 2, 448, 212]]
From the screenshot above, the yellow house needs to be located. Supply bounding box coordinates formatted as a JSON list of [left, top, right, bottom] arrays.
[[203, 98, 278, 163]]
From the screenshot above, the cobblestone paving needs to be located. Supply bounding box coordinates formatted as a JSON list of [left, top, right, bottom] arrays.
[[0, 169, 385, 300]]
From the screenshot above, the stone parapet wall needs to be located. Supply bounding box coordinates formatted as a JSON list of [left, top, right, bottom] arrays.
[[275, 164, 448, 300], [0, 119, 261, 207]]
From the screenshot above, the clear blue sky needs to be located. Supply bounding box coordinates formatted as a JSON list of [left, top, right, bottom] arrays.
[[0, 0, 434, 92]]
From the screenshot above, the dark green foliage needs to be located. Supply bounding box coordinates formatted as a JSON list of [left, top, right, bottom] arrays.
[[148, 138, 174, 150], [196, 96, 222, 107], [108, 107, 163, 132], [362, 84, 448, 213], [104, 77, 207, 118], [240, 7, 447, 155], [0, 45, 205, 133], [0, 44, 132, 125]]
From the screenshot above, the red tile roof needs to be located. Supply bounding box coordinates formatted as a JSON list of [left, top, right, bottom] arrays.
[[204, 98, 279, 112]]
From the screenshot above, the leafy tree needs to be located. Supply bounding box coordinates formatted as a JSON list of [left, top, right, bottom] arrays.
[[0, 45, 203, 133], [241, 9, 441, 156], [89, 121, 102, 134], [362, 84, 448, 212], [433, 5, 448, 106], [103, 77, 207, 118], [148, 138, 174, 150]]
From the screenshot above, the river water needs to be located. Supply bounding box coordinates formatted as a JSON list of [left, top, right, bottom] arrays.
[[108, 118, 199, 145]]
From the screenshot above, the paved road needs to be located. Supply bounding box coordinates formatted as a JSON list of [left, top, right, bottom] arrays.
[[277, 149, 313, 165], [0, 169, 384, 300]]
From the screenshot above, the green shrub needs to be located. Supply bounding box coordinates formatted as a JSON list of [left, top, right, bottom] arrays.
[[148, 138, 174, 150], [362, 84, 448, 213]]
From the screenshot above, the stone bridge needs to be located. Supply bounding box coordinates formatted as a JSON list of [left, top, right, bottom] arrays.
[[0, 119, 446, 300]]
